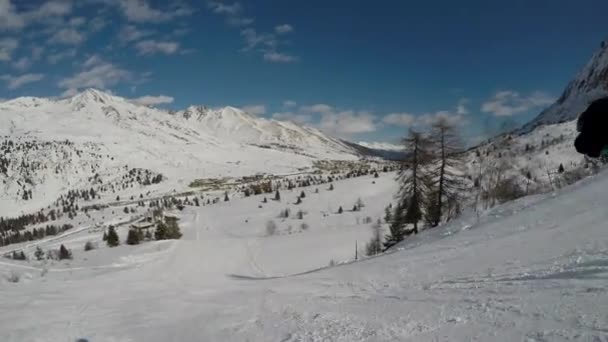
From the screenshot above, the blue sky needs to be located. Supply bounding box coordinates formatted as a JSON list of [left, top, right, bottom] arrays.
[[0, 0, 607, 144]]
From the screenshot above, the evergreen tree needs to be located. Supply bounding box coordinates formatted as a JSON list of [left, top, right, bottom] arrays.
[[558, 163, 565, 173], [106, 226, 119, 247], [365, 220, 383, 256], [329, 183, 334, 191], [102, 231, 108, 241], [224, 191, 229, 202], [155, 222, 168, 240], [274, 190, 281, 201], [384, 201, 407, 249], [262, 197, 268, 203], [426, 118, 464, 227], [300, 191, 306, 198], [34, 246, 45, 260], [123, 206, 129, 214], [337, 206, 343, 214], [384, 205, 392, 223], [59, 244, 72, 260], [396, 129, 433, 234], [126, 229, 141, 245]]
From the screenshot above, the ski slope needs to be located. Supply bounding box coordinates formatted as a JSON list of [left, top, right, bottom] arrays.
[[1, 168, 607, 341]]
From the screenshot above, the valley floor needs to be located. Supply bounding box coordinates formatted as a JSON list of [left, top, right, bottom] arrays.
[[1, 171, 608, 341]]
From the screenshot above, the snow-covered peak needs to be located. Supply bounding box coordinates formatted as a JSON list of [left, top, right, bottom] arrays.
[[519, 39, 608, 133]]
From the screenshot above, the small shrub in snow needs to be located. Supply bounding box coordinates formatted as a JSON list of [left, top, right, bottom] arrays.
[[106, 226, 120, 247], [266, 220, 277, 236], [126, 229, 141, 245], [59, 244, 72, 260], [278, 208, 290, 219], [34, 246, 45, 260], [84, 241, 96, 251], [5, 270, 20, 283]]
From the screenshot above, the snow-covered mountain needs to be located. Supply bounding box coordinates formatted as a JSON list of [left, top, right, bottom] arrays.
[[519, 39, 608, 133], [0, 89, 362, 216]]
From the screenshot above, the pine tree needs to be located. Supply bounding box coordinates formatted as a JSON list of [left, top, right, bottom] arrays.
[[106, 226, 119, 247], [558, 163, 565, 173], [397, 129, 433, 234], [274, 190, 281, 201], [59, 244, 72, 260], [337, 206, 343, 214], [300, 191, 306, 198], [126, 229, 141, 245], [262, 197, 268, 203], [329, 183, 334, 191], [224, 191, 229, 202], [365, 220, 383, 256], [384, 201, 407, 249], [123, 206, 129, 214], [426, 118, 464, 227], [155, 222, 168, 240], [34, 246, 45, 260], [384, 205, 392, 223]]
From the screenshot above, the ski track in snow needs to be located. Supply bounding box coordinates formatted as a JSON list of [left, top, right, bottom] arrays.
[[1, 172, 608, 341]]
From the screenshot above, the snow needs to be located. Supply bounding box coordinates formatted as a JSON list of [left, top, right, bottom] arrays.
[[1, 169, 607, 341], [0, 89, 362, 217]]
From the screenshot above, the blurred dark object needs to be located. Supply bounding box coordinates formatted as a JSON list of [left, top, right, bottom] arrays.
[[575, 97, 608, 158]]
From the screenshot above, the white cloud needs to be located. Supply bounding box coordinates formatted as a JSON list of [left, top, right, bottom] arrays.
[[119, 25, 152, 43], [116, 0, 189, 23], [69, 16, 86, 27], [135, 40, 179, 55], [283, 100, 297, 108], [13, 56, 31, 70], [47, 48, 77, 64], [456, 98, 470, 115], [207, 1, 242, 15], [272, 111, 312, 124], [319, 110, 376, 136], [416, 110, 466, 127], [263, 51, 298, 63], [275, 24, 293, 34], [241, 28, 276, 51], [0, 38, 18, 62], [0, 0, 24, 30], [58, 56, 131, 93], [89, 16, 107, 32], [49, 28, 86, 45], [382, 112, 416, 127], [131, 95, 174, 106], [481, 90, 555, 117], [0, 0, 73, 31], [1, 73, 45, 89], [241, 104, 266, 115], [300, 104, 333, 114], [207, 1, 253, 27]]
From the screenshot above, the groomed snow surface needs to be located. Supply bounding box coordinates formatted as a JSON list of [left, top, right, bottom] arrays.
[[1, 171, 608, 341]]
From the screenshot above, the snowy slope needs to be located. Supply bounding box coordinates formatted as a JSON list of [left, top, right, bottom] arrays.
[[0, 89, 361, 216], [0, 166, 607, 341], [519, 39, 608, 133]]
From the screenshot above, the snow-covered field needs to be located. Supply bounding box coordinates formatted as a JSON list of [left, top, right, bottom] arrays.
[[1, 168, 607, 341]]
